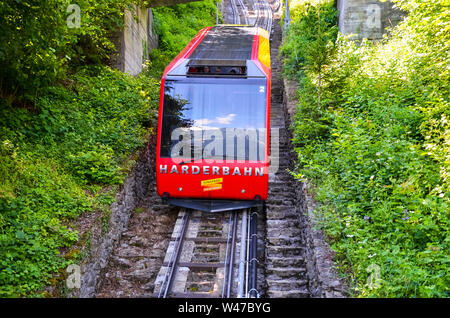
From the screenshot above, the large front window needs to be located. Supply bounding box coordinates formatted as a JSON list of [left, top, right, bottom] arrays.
[[160, 77, 267, 161]]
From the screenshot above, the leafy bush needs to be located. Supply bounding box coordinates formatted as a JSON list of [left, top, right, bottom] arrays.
[[68, 146, 120, 184], [280, 0, 338, 80], [283, 0, 449, 297], [0, 66, 159, 297]]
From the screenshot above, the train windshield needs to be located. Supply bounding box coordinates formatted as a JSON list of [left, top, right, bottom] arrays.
[[160, 77, 267, 161]]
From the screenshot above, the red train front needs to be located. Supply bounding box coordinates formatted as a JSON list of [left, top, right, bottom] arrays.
[[156, 25, 271, 212]]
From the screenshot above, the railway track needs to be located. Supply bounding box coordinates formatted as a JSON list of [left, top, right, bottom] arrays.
[[225, 0, 273, 35], [154, 209, 259, 298], [224, 0, 308, 297], [252, 0, 273, 35], [230, 0, 249, 25]]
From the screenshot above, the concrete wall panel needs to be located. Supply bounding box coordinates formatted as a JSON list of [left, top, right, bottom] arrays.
[[337, 0, 405, 40], [113, 6, 159, 76]]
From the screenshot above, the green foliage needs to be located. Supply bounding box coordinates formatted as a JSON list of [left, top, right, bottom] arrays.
[[0, 66, 159, 297], [68, 146, 120, 184], [280, 0, 338, 80], [284, 0, 449, 297], [0, 0, 133, 100], [280, 1, 338, 143]]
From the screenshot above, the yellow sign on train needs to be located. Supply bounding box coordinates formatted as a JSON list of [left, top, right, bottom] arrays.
[[201, 178, 223, 186]]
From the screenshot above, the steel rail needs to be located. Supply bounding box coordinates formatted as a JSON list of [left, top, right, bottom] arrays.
[[252, 0, 273, 35], [158, 209, 191, 298], [265, 0, 273, 35], [158, 209, 244, 298], [245, 208, 251, 297], [225, 211, 238, 297], [236, 0, 249, 25], [252, 0, 261, 28], [248, 210, 259, 297]]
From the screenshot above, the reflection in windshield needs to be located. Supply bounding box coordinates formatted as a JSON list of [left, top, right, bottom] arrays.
[[160, 77, 267, 161]]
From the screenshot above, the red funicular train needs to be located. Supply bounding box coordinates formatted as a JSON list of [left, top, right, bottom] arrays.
[[156, 25, 271, 212]]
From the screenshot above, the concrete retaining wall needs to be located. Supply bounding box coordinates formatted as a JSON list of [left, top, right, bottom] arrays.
[[113, 5, 159, 76], [336, 0, 405, 40]]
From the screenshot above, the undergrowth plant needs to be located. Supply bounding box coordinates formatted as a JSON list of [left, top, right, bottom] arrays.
[[281, 0, 449, 297], [0, 67, 159, 297]]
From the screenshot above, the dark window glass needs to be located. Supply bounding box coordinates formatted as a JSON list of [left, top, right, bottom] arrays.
[[160, 77, 267, 161]]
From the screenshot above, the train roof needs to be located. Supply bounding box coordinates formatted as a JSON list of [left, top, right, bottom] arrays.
[[190, 26, 255, 61], [163, 25, 271, 78]]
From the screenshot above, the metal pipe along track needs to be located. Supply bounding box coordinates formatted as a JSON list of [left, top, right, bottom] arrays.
[[237, 209, 247, 297]]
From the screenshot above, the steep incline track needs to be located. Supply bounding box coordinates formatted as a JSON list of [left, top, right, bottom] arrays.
[[265, 18, 309, 298], [219, 0, 310, 298], [97, 0, 310, 299], [223, 0, 272, 35], [154, 210, 237, 298], [153, 209, 260, 298]]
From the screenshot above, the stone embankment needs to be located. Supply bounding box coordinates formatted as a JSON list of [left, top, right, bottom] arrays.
[[264, 1, 347, 298]]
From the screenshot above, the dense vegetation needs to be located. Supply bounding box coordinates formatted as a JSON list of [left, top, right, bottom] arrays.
[[0, 69, 158, 297], [0, 0, 135, 102], [0, 1, 216, 297], [281, 0, 449, 297]]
